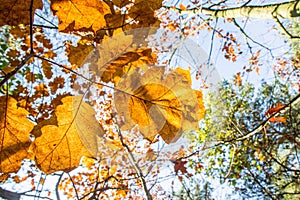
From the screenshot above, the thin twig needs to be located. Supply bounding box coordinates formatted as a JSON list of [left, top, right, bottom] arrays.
[[232, 18, 274, 56], [117, 128, 153, 200], [224, 143, 236, 178], [273, 15, 300, 40], [55, 172, 64, 200], [30, 0, 34, 54]]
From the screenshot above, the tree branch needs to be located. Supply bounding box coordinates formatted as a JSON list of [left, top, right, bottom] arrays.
[[227, 92, 300, 142], [117, 128, 153, 200], [0, 187, 21, 200], [273, 15, 300, 40], [0, 54, 34, 88], [164, 0, 300, 19]]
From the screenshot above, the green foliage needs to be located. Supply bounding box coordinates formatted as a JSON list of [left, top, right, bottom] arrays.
[[289, 18, 300, 54], [0, 27, 9, 71], [189, 78, 300, 199]]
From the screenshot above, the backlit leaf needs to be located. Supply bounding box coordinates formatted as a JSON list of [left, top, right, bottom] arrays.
[[115, 67, 205, 143], [50, 0, 111, 33], [31, 96, 104, 174], [0, 96, 34, 173], [269, 116, 287, 123]]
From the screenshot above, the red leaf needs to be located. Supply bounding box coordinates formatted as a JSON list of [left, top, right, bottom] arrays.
[[265, 103, 285, 116], [172, 159, 188, 174]]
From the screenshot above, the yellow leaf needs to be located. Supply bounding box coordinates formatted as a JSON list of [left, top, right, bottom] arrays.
[[115, 67, 205, 144], [179, 4, 186, 11], [80, 156, 96, 169], [66, 42, 95, 69], [0, 96, 34, 173], [31, 96, 104, 174], [73, 29, 157, 84], [50, 0, 111, 33], [174, 68, 192, 85], [0, 0, 43, 26]]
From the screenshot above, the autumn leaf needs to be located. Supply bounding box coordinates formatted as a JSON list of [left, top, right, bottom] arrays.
[[171, 159, 188, 174], [265, 103, 286, 124], [66, 42, 95, 69], [71, 29, 157, 84], [115, 67, 205, 144], [265, 103, 285, 116], [106, 0, 162, 32], [179, 4, 186, 11], [50, 0, 111, 33], [0, 96, 34, 173], [31, 96, 104, 174], [269, 116, 286, 123], [125, 0, 162, 29], [233, 72, 242, 86], [0, 0, 43, 26]]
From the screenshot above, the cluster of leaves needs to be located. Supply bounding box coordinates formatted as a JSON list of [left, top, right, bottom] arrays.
[[188, 76, 300, 199], [0, 0, 207, 199]]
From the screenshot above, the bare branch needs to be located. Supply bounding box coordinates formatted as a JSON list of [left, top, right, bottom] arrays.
[[273, 15, 300, 40]]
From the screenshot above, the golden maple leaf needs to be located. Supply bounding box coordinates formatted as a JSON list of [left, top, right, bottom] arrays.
[[115, 67, 205, 144], [0, 96, 34, 173], [69, 29, 157, 84], [0, 0, 43, 26], [31, 96, 104, 174], [50, 0, 111, 33]]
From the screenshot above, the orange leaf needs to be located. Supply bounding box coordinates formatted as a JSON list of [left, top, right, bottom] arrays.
[[265, 103, 285, 116], [269, 117, 286, 123], [233, 72, 242, 86], [179, 4, 186, 10], [75, 29, 157, 84], [50, 0, 111, 33], [115, 67, 205, 144], [31, 96, 104, 174], [66, 42, 95, 69], [0, 97, 34, 173]]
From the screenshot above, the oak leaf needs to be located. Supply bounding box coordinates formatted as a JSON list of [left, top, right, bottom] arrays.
[[50, 0, 111, 33], [0, 0, 43, 26], [172, 159, 188, 174], [115, 67, 205, 144], [31, 96, 104, 174], [0, 96, 34, 173]]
